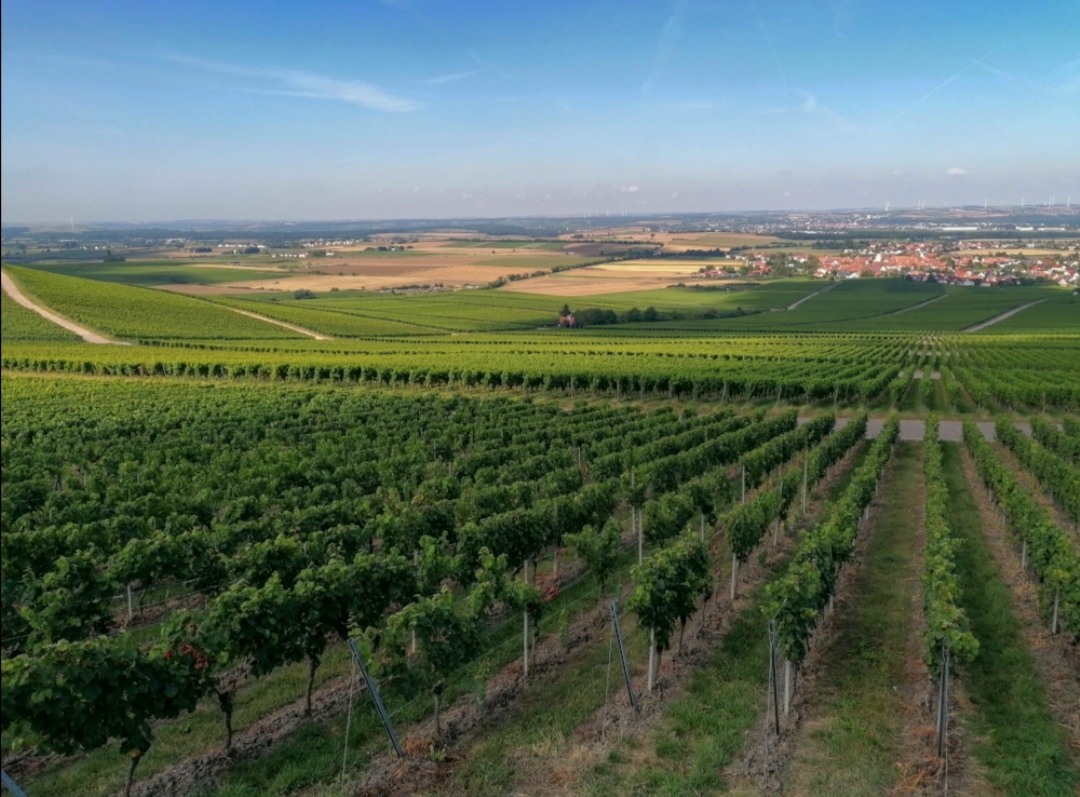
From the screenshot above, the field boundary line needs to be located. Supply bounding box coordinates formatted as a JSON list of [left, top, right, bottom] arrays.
[[785, 280, 838, 310], [963, 298, 1048, 332], [1, 268, 129, 345], [220, 305, 334, 340], [883, 292, 947, 316]]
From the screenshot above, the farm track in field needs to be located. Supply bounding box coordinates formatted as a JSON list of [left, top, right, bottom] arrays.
[[884, 293, 948, 316], [784, 281, 838, 310], [964, 299, 1049, 332], [1, 269, 127, 344], [219, 306, 334, 340]]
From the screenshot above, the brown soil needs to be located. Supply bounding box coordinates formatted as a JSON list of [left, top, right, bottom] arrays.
[[960, 448, 1080, 746], [224, 264, 534, 293]]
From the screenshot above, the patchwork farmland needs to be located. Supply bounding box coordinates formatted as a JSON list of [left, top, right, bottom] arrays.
[[2, 256, 1078, 797]]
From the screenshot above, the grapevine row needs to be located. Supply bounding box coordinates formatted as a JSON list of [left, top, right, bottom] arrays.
[[727, 412, 868, 566], [763, 415, 900, 669], [994, 418, 1080, 525], [921, 416, 978, 676], [1030, 416, 1080, 466], [962, 421, 1079, 637]]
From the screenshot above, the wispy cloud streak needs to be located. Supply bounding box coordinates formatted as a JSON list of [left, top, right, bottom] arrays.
[[424, 69, 484, 85], [642, 0, 688, 98], [165, 54, 421, 112]]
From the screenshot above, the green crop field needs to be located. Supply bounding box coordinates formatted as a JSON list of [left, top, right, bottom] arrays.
[[16, 260, 284, 286], [868, 284, 1065, 331], [0, 289, 82, 342], [4, 266, 304, 341], [975, 291, 1080, 333], [208, 296, 442, 337], [2, 259, 1079, 797], [219, 281, 822, 336]]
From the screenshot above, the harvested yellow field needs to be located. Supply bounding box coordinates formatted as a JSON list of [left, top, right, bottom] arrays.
[[500, 275, 672, 296], [588, 259, 722, 274], [217, 264, 533, 293]]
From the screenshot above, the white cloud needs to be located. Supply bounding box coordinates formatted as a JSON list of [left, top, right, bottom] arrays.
[[165, 54, 421, 113], [946, 167, 968, 176], [621, 185, 640, 193], [424, 69, 484, 85]]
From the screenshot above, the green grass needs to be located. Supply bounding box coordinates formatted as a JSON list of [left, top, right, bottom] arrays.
[[580, 444, 872, 797], [198, 549, 649, 797], [216, 282, 820, 334], [17, 260, 283, 286], [1, 287, 82, 342], [5, 266, 304, 340], [434, 601, 651, 797], [941, 443, 1078, 797], [208, 296, 440, 337], [982, 293, 1080, 333], [780, 441, 921, 797]]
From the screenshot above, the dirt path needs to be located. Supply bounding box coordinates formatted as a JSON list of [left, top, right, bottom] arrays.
[[836, 416, 1003, 442], [1, 269, 127, 344], [964, 299, 1048, 332], [885, 293, 948, 316], [221, 307, 333, 340], [786, 281, 838, 310]]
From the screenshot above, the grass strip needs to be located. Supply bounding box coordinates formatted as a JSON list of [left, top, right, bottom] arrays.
[[579, 444, 872, 797], [778, 440, 921, 796], [941, 443, 1078, 797]]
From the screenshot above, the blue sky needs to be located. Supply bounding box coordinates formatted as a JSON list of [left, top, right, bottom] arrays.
[[2, 0, 1077, 222]]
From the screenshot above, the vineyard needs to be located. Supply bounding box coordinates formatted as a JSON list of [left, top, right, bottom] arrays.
[[1, 265, 1079, 797]]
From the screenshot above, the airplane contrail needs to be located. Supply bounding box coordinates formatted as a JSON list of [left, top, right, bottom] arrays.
[[757, 17, 788, 86], [889, 45, 1000, 124]]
